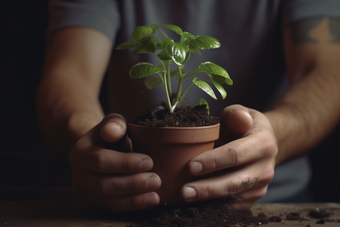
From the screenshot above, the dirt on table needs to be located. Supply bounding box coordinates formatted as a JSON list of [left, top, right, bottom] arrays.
[[117, 202, 340, 227], [125, 199, 270, 227], [131, 103, 219, 127], [286, 212, 309, 221]]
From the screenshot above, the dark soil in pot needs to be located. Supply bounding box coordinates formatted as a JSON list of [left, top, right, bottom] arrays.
[[131, 103, 219, 127]]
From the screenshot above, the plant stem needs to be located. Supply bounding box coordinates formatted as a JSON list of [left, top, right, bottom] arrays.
[[156, 28, 169, 38], [184, 68, 202, 79], [162, 72, 172, 111], [154, 53, 172, 110], [180, 83, 194, 104], [167, 62, 172, 97], [173, 65, 184, 112]]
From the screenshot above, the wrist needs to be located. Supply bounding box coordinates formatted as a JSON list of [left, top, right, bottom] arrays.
[[66, 111, 104, 145]]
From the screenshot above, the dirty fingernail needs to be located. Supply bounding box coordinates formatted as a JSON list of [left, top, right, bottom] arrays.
[[190, 162, 203, 174], [182, 187, 197, 201], [146, 175, 160, 190]]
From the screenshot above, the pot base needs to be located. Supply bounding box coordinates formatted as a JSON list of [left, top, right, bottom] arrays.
[[128, 123, 220, 205]]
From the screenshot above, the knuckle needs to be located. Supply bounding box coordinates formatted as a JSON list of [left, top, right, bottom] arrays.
[[261, 167, 275, 184], [226, 179, 241, 196], [228, 145, 243, 165], [121, 155, 131, 171], [127, 175, 139, 192], [97, 179, 111, 196], [262, 136, 278, 157], [200, 185, 215, 199], [92, 152, 108, 173], [120, 154, 136, 172]]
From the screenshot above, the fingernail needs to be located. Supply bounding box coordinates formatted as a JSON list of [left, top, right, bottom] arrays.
[[146, 175, 160, 190], [140, 158, 153, 171], [190, 162, 203, 174], [182, 186, 197, 201], [146, 193, 159, 207]]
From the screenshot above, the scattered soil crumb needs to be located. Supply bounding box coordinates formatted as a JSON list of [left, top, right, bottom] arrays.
[[256, 212, 269, 225], [131, 103, 219, 127], [286, 212, 308, 221], [324, 218, 340, 222], [124, 199, 269, 227], [308, 208, 332, 219], [316, 218, 326, 224], [269, 215, 282, 222]]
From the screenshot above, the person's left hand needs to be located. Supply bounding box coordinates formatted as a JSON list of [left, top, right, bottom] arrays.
[[180, 104, 277, 210]]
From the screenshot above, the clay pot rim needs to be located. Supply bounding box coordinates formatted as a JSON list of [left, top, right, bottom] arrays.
[[128, 123, 220, 143], [127, 122, 220, 130]]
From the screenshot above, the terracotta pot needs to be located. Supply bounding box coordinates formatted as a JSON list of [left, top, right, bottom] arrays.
[[128, 123, 220, 205]]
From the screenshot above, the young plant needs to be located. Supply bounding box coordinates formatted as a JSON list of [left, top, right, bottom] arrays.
[[116, 24, 233, 113]]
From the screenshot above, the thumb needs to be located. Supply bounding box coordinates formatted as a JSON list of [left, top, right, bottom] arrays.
[[219, 104, 253, 137], [99, 113, 127, 143]]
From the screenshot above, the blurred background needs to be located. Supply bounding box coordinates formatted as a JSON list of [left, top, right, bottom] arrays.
[[1, 0, 339, 202]]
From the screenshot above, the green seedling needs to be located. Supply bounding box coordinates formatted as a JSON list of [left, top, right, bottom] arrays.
[[116, 24, 233, 113]]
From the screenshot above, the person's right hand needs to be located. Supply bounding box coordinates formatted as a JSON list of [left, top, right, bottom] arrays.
[[69, 113, 161, 212]]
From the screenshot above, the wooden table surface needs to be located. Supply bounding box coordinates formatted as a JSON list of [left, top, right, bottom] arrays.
[[1, 188, 340, 226]]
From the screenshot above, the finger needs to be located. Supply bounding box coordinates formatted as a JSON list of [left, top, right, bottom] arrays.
[[95, 113, 133, 152], [219, 104, 253, 137], [181, 162, 274, 202], [73, 171, 161, 197], [70, 143, 154, 173], [189, 134, 276, 175], [99, 113, 127, 143], [82, 191, 160, 212], [227, 186, 268, 210]]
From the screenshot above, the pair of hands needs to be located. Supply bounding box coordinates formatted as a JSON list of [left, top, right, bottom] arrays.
[[69, 105, 277, 212]]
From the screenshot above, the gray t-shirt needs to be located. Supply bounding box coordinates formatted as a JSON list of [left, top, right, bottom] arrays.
[[47, 0, 340, 202]]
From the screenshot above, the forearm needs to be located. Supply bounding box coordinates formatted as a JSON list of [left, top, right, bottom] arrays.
[[36, 27, 112, 153], [265, 67, 340, 166], [36, 74, 104, 152]]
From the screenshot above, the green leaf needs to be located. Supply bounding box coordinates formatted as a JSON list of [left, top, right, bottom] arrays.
[[115, 40, 141, 50], [162, 24, 183, 35], [170, 68, 185, 78], [182, 32, 196, 43], [144, 77, 162, 89], [130, 45, 148, 55], [129, 62, 164, 79], [199, 98, 210, 115], [143, 36, 158, 52], [130, 36, 158, 54], [199, 62, 232, 82], [213, 74, 233, 86], [167, 42, 189, 66], [156, 43, 163, 49], [182, 32, 202, 55], [131, 25, 156, 40], [157, 50, 172, 61], [192, 77, 217, 100], [189, 45, 202, 55], [150, 24, 159, 30], [208, 75, 227, 99], [160, 37, 174, 49], [190, 35, 221, 50]]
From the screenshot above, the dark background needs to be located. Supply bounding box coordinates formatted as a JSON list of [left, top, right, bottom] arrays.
[[1, 0, 339, 202]]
